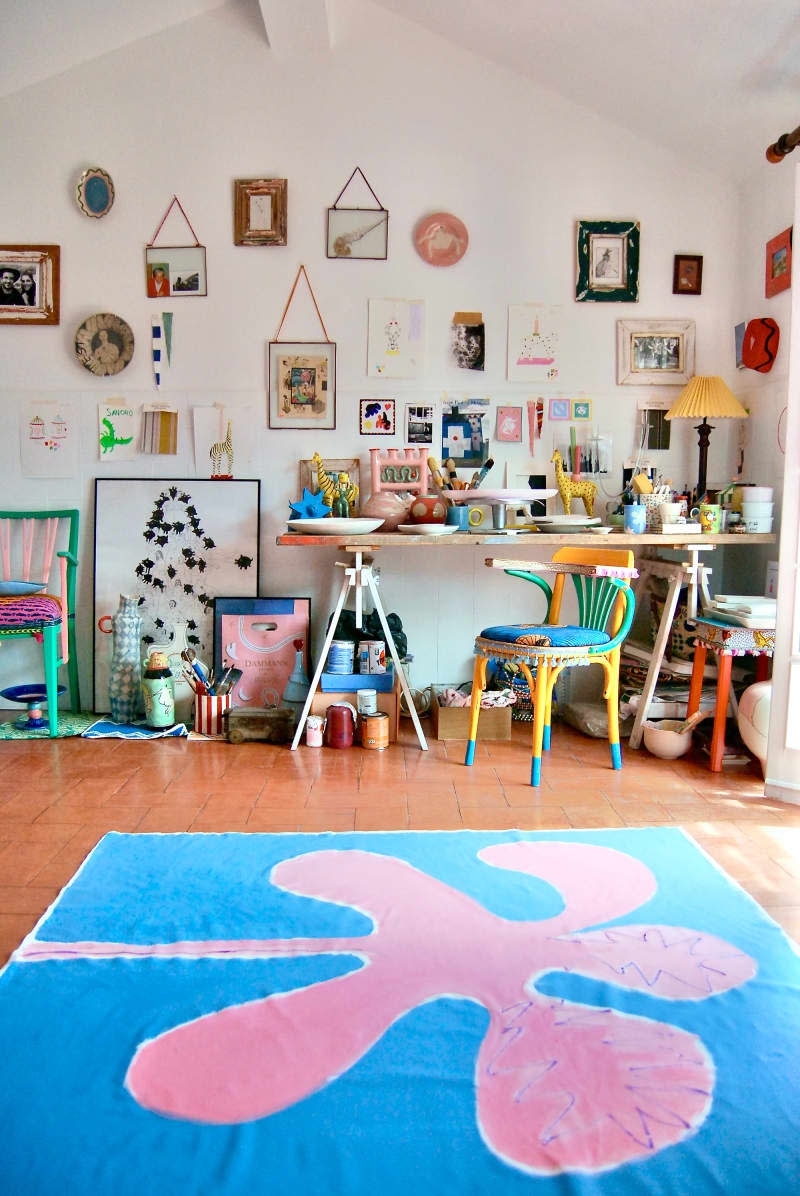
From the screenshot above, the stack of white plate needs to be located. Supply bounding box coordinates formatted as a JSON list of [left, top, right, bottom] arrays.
[[740, 500, 773, 534]]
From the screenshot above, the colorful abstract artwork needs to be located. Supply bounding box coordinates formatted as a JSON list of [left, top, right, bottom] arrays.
[[360, 399, 396, 434], [1, 828, 797, 1194], [507, 304, 560, 382]]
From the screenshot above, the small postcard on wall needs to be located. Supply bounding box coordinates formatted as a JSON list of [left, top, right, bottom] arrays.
[[98, 401, 137, 461], [405, 404, 434, 445], [21, 399, 79, 477]]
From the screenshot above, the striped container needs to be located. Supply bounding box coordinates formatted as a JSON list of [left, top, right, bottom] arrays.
[[194, 693, 231, 737], [326, 639, 355, 674]]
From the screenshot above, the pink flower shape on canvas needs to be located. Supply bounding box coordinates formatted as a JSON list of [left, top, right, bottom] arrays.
[[23, 841, 757, 1176]]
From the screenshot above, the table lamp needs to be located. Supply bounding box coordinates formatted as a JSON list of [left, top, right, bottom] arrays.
[[665, 376, 748, 500]]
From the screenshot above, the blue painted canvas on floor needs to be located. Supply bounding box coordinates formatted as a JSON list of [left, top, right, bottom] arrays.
[[0, 828, 798, 1194]]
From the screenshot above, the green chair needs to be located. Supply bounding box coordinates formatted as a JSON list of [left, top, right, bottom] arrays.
[[0, 510, 80, 735], [465, 547, 636, 786]]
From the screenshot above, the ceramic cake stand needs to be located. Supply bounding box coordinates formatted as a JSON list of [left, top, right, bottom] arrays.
[[1, 683, 66, 730], [450, 488, 556, 530]]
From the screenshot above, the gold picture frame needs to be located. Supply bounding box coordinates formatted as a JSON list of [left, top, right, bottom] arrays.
[[234, 178, 287, 246]]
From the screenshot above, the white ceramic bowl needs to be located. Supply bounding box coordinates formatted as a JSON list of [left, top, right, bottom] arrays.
[[741, 502, 773, 517], [740, 486, 773, 502], [643, 719, 693, 760]]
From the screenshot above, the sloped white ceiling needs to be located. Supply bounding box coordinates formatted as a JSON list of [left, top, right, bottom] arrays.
[[2, 0, 798, 179]]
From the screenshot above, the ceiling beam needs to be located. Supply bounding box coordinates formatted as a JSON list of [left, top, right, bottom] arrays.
[[257, 0, 332, 57]]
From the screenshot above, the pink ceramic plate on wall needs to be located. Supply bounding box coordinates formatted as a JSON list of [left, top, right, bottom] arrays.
[[413, 212, 469, 266]]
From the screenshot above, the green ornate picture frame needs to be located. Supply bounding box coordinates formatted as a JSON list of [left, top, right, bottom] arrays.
[[575, 219, 640, 302]]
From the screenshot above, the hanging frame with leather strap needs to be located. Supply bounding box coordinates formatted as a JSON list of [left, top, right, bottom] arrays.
[[268, 266, 336, 430], [326, 167, 388, 260]]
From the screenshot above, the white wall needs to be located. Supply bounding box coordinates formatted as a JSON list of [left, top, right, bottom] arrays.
[[0, 0, 744, 706]]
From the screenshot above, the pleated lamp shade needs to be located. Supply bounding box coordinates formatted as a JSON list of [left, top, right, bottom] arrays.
[[665, 376, 749, 420], [665, 376, 748, 501]]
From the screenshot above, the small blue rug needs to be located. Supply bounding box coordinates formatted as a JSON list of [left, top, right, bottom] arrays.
[[82, 719, 188, 738], [0, 828, 797, 1194]]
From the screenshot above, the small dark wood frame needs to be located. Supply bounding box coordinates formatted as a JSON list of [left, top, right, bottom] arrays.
[[673, 254, 703, 295]]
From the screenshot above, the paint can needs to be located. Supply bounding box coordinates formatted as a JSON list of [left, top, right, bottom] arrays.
[[362, 711, 389, 751], [358, 639, 386, 674], [306, 714, 324, 747], [326, 639, 354, 674], [357, 689, 378, 716]]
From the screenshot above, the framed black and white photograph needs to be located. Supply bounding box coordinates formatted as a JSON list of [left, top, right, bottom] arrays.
[[616, 319, 695, 385], [93, 478, 260, 710], [576, 219, 640, 302], [145, 245, 207, 297], [405, 404, 434, 445], [0, 244, 59, 325]]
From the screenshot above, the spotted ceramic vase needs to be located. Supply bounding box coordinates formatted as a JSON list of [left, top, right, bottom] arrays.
[[108, 594, 143, 724]]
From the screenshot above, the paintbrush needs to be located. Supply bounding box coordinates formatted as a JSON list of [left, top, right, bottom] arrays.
[[470, 457, 494, 488], [218, 667, 242, 696]]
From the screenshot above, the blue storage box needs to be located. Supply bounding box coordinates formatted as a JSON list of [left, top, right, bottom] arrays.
[[320, 664, 395, 692]]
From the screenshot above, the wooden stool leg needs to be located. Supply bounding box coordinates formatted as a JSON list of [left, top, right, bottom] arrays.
[[710, 654, 732, 772], [756, 655, 770, 683], [687, 642, 707, 717], [465, 655, 487, 766]]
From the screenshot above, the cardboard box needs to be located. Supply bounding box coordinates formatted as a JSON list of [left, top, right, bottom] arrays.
[[431, 690, 512, 741], [311, 682, 399, 742]]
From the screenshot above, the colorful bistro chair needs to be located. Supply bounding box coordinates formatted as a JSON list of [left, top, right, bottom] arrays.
[[465, 547, 636, 786], [0, 510, 80, 735]]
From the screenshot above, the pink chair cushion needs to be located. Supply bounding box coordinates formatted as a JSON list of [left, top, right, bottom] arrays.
[[0, 595, 62, 628]]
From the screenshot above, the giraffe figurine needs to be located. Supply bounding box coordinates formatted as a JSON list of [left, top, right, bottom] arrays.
[[210, 421, 233, 478], [551, 449, 597, 517], [311, 452, 337, 509]]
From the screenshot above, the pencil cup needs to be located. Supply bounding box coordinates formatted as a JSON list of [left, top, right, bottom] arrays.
[[194, 693, 231, 737]]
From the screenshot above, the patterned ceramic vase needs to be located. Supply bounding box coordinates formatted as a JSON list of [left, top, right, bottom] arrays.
[[108, 594, 143, 724]]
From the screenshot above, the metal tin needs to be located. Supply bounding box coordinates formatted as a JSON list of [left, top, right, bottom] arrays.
[[306, 714, 324, 747], [327, 639, 355, 673], [362, 711, 389, 750], [357, 689, 378, 716], [358, 639, 386, 674]]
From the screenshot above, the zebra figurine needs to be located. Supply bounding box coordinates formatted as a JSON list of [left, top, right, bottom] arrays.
[[210, 421, 233, 478]]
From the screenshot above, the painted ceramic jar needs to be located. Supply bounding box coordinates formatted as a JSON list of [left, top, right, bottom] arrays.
[[101, 594, 143, 724], [141, 650, 175, 729], [145, 621, 199, 726], [408, 494, 447, 524]]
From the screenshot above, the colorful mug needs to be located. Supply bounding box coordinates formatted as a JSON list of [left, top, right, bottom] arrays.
[[623, 504, 647, 534], [691, 503, 721, 534], [445, 505, 484, 529]]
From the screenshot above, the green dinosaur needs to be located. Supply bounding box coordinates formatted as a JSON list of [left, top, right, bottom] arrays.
[[100, 416, 134, 454]]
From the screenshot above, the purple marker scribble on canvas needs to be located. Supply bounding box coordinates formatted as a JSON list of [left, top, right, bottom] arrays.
[[19, 841, 756, 1176]]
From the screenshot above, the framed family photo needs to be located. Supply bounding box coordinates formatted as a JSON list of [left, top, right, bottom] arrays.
[[765, 227, 792, 298], [0, 244, 60, 325], [268, 341, 336, 429], [145, 245, 207, 297], [616, 319, 695, 385], [576, 219, 640, 302], [233, 178, 287, 246]]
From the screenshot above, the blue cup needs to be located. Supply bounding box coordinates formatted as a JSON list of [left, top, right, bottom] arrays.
[[623, 503, 647, 534]]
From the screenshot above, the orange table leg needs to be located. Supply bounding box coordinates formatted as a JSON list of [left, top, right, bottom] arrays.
[[710, 654, 732, 772], [687, 642, 707, 717]]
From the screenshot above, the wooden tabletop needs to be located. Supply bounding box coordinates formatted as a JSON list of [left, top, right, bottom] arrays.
[[276, 531, 776, 549]]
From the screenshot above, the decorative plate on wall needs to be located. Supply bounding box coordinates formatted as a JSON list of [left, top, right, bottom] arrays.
[[76, 167, 115, 218], [74, 312, 134, 376], [413, 212, 468, 266]]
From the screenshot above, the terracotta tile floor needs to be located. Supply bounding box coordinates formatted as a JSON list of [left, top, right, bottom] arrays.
[[1, 721, 799, 965]]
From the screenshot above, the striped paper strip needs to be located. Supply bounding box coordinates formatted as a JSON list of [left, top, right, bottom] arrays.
[[141, 408, 178, 454]]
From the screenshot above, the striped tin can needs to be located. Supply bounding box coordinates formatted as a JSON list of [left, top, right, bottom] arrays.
[[326, 639, 355, 673], [194, 693, 231, 737], [361, 711, 389, 750]]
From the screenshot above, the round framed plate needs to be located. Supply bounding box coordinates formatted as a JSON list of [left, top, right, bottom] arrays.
[[76, 166, 115, 218], [413, 212, 468, 266], [287, 518, 384, 536], [74, 313, 134, 377]]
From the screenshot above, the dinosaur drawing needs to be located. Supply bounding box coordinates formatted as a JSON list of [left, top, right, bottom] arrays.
[[99, 417, 133, 454]]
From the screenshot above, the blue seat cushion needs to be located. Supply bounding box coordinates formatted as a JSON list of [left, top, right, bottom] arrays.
[[480, 623, 610, 648]]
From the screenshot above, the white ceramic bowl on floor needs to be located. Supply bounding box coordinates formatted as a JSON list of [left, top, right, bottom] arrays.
[[642, 719, 693, 759]]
